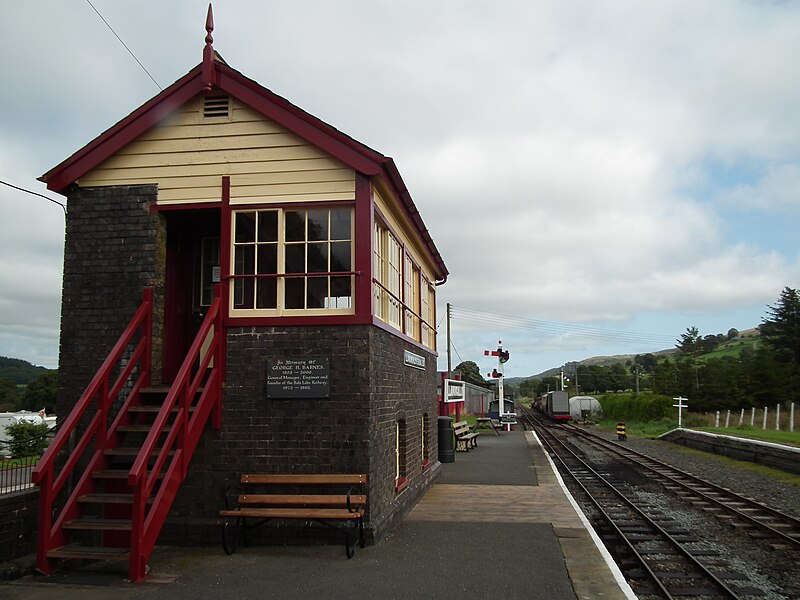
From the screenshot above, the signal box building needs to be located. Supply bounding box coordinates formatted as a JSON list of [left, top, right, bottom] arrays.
[[34, 10, 447, 580]]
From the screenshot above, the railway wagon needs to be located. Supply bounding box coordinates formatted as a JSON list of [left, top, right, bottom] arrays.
[[488, 398, 515, 421], [545, 390, 571, 422]]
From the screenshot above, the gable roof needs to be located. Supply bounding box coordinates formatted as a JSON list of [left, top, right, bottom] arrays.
[[40, 49, 447, 282]]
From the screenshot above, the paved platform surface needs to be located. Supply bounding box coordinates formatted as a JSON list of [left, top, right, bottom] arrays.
[[1, 428, 635, 599]]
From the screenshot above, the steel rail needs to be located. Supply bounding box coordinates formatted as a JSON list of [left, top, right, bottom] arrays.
[[523, 409, 743, 600], [565, 424, 800, 549]]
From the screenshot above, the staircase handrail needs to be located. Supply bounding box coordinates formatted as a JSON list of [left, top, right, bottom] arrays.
[[127, 285, 223, 580], [32, 289, 153, 579], [32, 288, 153, 486]]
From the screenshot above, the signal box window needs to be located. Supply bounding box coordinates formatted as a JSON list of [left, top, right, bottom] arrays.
[[232, 207, 353, 316]]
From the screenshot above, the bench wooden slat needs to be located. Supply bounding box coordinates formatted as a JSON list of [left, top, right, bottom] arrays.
[[238, 494, 367, 506], [453, 421, 479, 452], [220, 507, 365, 520], [241, 474, 368, 485], [220, 472, 369, 558]]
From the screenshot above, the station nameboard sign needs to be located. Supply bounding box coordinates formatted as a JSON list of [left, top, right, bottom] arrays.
[[444, 379, 465, 403], [404, 350, 426, 370], [267, 357, 330, 399]]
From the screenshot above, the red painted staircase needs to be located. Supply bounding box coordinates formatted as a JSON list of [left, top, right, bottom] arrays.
[[32, 287, 225, 582]]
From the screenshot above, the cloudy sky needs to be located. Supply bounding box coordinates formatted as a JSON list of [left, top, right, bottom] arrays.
[[2, 1, 799, 379]]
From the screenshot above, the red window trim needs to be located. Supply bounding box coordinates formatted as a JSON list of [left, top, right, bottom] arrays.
[[395, 477, 409, 494]]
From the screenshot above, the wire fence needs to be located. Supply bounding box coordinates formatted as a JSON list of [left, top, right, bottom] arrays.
[[694, 403, 797, 433], [0, 421, 56, 495], [0, 457, 39, 496]]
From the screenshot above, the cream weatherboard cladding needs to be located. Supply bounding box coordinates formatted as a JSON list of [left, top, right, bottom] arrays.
[[77, 95, 356, 205]]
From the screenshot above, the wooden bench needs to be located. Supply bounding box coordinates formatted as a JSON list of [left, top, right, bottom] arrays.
[[219, 473, 368, 558], [453, 421, 479, 452]]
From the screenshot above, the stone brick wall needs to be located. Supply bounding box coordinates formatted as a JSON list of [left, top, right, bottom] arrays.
[[366, 326, 439, 540], [54, 182, 440, 550], [160, 324, 439, 546], [0, 490, 38, 563], [58, 184, 164, 421]]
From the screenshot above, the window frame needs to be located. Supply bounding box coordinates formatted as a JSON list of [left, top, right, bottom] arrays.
[[373, 217, 437, 350], [229, 205, 356, 318]]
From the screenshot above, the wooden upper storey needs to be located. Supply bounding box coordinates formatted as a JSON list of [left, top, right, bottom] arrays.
[[40, 53, 447, 284], [78, 93, 356, 207]]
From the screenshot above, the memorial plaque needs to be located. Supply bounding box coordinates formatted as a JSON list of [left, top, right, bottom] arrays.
[[267, 357, 330, 399]]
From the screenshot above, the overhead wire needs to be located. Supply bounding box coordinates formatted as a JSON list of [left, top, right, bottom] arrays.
[[0, 179, 66, 215], [85, 0, 162, 91]]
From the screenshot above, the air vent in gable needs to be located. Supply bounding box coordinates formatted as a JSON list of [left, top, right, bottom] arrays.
[[204, 94, 230, 118]]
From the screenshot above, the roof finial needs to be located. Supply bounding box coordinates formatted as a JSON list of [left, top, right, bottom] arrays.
[[202, 4, 217, 93], [205, 3, 214, 46]]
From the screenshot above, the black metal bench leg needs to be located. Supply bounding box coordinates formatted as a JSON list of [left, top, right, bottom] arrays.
[[345, 523, 355, 559], [222, 516, 241, 555], [358, 517, 365, 548]]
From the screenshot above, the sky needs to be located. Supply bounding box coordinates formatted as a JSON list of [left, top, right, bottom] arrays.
[[1, 1, 799, 379]]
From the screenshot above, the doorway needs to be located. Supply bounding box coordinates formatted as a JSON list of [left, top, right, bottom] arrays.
[[162, 209, 220, 382]]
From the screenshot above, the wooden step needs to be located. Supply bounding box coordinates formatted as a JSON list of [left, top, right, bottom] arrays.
[[92, 468, 164, 480], [47, 545, 129, 561], [139, 386, 171, 396], [128, 405, 194, 414], [78, 493, 134, 504], [104, 447, 174, 457], [117, 424, 172, 433], [92, 469, 130, 480], [139, 385, 203, 396], [63, 518, 132, 531]]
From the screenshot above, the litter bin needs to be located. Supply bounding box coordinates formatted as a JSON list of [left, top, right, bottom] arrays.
[[438, 416, 455, 463]]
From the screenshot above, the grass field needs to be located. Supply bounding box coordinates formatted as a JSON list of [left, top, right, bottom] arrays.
[[697, 336, 760, 362], [594, 417, 800, 448]]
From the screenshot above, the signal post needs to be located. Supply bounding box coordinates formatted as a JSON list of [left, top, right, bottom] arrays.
[[485, 340, 513, 430]]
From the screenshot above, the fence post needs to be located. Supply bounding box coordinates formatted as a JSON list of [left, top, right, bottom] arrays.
[[739, 408, 744, 426], [715, 411, 720, 428], [776, 404, 781, 431], [763, 406, 768, 430], [791, 403, 795, 433], [750, 407, 755, 427], [725, 410, 730, 428]]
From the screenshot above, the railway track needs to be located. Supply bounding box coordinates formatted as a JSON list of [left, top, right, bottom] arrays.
[[520, 407, 772, 599], [564, 423, 800, 551]]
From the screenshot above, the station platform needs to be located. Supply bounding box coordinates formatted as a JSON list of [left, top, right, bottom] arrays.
[[1, 428, 635, 599]]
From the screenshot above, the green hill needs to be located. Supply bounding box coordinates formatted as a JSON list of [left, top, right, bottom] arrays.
[[697, 331, 760, 362], [507, 327, 761, 386], [0, 356, 52, 384]]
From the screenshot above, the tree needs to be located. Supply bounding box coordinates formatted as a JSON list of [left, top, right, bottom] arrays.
[[634, 353, 658, 373], [0, 377, 22, 411], [676, 326, 701, 356], [517, 378, 540, 398], [761, 287, 800, 366], [21, 370, 58, 413], [453, 361, 485, 387], [3, 421, 50, 457], [536, 376, 560, 394]]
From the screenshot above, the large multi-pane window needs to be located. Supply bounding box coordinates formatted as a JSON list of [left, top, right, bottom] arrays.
[[373, 223, 402, 329], [404, 255, 420, 340], [232, 207, 353, 314], [421, 278, 434, 349], [374, 220, 436, 350]]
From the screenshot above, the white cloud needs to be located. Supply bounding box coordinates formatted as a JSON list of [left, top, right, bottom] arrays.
[[3, 0, 800, 375]]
